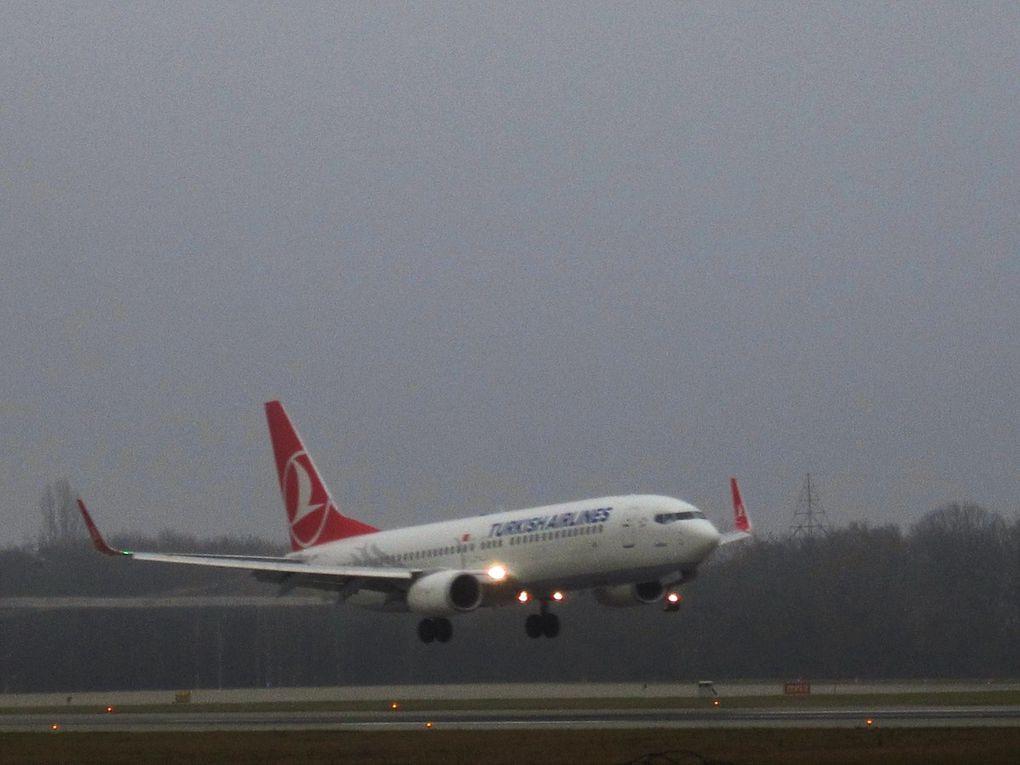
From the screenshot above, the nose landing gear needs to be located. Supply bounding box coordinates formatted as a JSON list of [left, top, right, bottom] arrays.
[[525, 600, 560, 639], [417, 617, 453, 643]]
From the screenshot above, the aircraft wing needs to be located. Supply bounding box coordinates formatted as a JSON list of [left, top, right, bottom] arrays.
[[77, 500, 414, 583], [719, 530, 752, 545]]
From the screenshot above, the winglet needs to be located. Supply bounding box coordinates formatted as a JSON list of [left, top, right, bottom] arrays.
[[77, 499, 123, 556], [730, 478, 752, 534]]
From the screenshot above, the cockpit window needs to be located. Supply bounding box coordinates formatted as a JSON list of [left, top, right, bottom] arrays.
[[654, 511, 706, 524]]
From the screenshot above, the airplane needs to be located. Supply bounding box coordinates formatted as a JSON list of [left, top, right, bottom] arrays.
[[78, 400, 753, 643]]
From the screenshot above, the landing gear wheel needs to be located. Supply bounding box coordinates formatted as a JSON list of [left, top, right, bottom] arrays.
[[541, 612, 560, 638], [417, 618, 436, 643], [525, 614, 543, 638], [434, 617, 453, 643]]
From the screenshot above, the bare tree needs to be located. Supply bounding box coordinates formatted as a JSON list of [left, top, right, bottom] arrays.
[[37, 478, 84, 548]]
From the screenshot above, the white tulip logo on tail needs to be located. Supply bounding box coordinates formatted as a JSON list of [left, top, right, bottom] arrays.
[[284, 450, 332, 549], [266, 400, 380, 551]]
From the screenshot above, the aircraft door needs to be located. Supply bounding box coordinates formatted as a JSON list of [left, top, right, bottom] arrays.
[[621, 517, 636, 548]]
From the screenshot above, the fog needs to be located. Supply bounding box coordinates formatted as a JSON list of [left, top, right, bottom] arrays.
[[4, 502, 1017, 690], [3, 2, 1017, 545]]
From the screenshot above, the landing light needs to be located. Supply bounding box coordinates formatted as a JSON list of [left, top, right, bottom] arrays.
[[389, 702, 399, 711], [105, 705, 115, 714], [666, 592, 682, 604], [552, 591, 565, 602], [50, 723, 60, 732], [517, 590, 530, 604], [487, 564, 508, 582]]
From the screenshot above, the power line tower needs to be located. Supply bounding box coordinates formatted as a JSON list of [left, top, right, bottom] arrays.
[[789, 472, 831, 538]]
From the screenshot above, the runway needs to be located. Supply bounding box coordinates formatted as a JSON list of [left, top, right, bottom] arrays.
[[6, 680, 1017, 708], [4, 706, 1019, 733]]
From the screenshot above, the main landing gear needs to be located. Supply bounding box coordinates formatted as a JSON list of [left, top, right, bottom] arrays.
[[417, 617, 453, 643], [525, 601, 560, 639]]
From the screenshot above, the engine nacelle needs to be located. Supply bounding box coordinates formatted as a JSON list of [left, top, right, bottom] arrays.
[[406, 570, 483, 616], [594, 580, 664, 608]]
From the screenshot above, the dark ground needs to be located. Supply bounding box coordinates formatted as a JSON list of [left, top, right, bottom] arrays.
[[2, 728, 1018, 765]]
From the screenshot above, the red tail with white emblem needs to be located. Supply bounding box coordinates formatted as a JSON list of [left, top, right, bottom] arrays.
[[731, 477, 751, 533], [265, 400, 378, 551]]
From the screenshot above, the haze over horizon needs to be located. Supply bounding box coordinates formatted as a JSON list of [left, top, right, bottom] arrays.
[[3, 2, 1017, 547]]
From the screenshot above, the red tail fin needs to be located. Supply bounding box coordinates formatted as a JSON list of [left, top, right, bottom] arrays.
[[730, 477, 752, 533], [265, 401, 378, 551]]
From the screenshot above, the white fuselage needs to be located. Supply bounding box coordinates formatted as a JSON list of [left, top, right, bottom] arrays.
[[287, 494, 722, 602]]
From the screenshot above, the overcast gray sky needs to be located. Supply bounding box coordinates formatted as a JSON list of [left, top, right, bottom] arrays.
[[3, 2, 1017, 546]]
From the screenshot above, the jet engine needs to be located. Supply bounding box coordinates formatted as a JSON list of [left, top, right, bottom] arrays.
[[406, 570, 483, 616], [593, 580, 664, 608]]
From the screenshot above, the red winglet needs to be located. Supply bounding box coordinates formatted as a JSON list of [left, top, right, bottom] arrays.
[[730, 478, 752, 533], [77, 499, 122, 556]]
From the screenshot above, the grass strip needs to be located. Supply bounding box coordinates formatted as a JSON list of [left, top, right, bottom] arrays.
[[2, 728, 1019, 765]]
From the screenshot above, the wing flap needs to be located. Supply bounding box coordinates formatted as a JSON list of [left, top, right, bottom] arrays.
[[127, 551, 414, 580]]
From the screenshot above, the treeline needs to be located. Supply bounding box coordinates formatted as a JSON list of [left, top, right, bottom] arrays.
[[0, 530, 278, 598], [685, 504, 1019, 679], [0, 502, 1017, 692]]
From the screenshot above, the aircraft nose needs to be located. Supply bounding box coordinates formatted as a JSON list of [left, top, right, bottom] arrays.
[[691, 520, 722, 558]]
